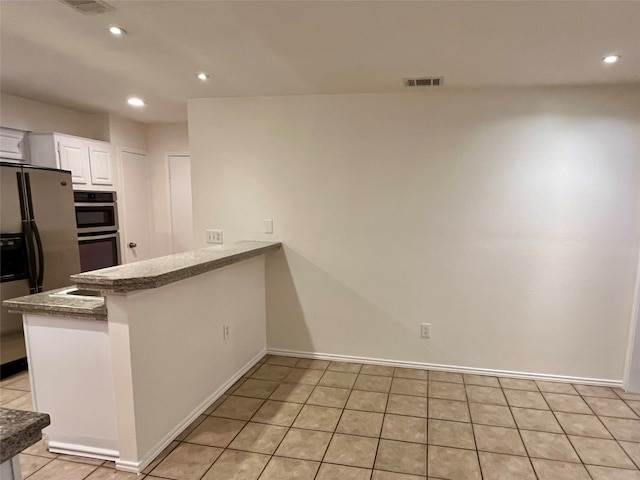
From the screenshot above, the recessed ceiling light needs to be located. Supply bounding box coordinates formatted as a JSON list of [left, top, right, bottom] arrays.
[[603, 55, 620, 64], [109, 26, 125, 36], [127, 97, 145, 107], [197, 72, 210, 81]]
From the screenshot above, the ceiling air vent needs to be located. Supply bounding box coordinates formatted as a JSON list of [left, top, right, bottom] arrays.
[[58, 0, 114, 14], [404, 77, 444, 87]]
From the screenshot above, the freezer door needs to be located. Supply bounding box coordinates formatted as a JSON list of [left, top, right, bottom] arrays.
[[23, 166, 80, 290], [0, 164, 25, 233]]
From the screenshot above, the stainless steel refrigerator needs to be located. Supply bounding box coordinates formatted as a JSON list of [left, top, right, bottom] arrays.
[[1, 162, 80, 377]]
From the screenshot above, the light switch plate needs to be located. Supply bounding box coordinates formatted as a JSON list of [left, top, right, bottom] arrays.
[[206, 229, 223, 244], [264, 219, 273, 234]]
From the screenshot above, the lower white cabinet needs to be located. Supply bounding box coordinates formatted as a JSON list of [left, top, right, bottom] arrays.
[[29, 133, 115, 190]]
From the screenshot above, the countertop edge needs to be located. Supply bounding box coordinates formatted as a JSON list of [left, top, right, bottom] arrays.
[[0, 408, 51, 463]]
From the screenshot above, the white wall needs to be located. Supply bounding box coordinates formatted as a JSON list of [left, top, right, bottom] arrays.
[[188, 86, 640, 382], [0, 93, 109, 140], [146, 123, 190, 257], [108, 115, 148, 150]]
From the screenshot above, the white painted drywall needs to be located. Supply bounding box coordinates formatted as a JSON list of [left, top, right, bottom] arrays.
[[188, 86, 640, 381], [106, 256, 266, 468], [0, 93, 109, 140], [108, 115, 148, 150]]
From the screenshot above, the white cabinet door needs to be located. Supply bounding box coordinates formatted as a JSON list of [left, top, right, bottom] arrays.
[[89, 144, 114, 186], [57, 139, 90, 186]]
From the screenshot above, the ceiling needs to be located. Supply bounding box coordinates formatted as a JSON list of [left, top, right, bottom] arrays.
[[1, 0, 638, 124]]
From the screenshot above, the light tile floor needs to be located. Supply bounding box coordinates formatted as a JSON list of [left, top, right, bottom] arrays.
[[2, 356, 640, 479]]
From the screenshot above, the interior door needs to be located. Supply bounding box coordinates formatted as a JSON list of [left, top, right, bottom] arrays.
[[168, 154, 193, 253], [120, 149, 152, 263]]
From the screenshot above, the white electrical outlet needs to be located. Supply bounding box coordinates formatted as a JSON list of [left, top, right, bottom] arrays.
[[264, 219, 273, 235], [420, 323, 431, 338], [223, 324, 230, 340], [206, 229, 223, 244]]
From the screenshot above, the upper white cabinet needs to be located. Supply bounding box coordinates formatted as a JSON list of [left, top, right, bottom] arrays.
[[29, 133, 115, 190], [0, 127, 29, 162]]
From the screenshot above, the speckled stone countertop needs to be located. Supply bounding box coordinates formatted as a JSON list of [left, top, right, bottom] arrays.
[[3, 286, 107, 320], [71, 241, 282, 293], [0, 408, 50, 463]]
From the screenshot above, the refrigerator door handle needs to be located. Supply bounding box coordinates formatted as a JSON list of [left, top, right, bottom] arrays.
[[24, 173, 45, 293], [17, 172, 38, 294]]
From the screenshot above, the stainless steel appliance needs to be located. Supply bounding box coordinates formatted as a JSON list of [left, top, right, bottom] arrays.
[[74, 191, 120, 272], [0, 162, 81, 377]]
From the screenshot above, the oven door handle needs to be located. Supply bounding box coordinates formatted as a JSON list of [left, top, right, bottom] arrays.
[[78, 233, 118, 241], [74, 202, 117, 207]]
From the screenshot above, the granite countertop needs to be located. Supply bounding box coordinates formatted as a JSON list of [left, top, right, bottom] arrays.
[[71, 241, 282, 293], [3, 286, 107, 321], [0, 408, 50, 463]]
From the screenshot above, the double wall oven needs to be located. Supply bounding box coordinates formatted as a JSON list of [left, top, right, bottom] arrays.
[[74, 191, 120, 272]]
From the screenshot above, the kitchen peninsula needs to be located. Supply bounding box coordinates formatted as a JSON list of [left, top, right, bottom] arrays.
[[4, 241, 281, 473]]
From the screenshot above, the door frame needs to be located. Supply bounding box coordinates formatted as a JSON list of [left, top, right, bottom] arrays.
[[165, 151, 190, 254]]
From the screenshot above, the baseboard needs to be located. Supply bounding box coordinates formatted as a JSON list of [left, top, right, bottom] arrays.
[[118, 347, 267, 473], [47, 441, 118, 462], [267, 347, 622, 388]]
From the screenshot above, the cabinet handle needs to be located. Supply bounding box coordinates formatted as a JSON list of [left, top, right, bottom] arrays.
[[128, 242, 137, 248]]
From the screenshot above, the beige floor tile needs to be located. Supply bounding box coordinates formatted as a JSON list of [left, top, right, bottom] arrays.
[[0, 388, 29, 405], [354, 375, 393, 393], [84, 467, 142, 479], [586, 465, 640, 480], [251, 364, 292, 382], [569, 435, 636, 469], [386, 394, 428, 417], [393, 367, 429, 380], [555, 412, 612, 438], [269, 383, 314, 403], [149, 443, 223, 480], [325, 433, 379, 469], [251, 400, 302, 426], [503, 389, 548, 409], [204, 395, 228, 415], [520, 430, 580, 463], [19, 453, 52, 477], [2, 391, 33, 410], [307, 386, 351, 408], [360, 365, 394, 377], [536, 380, 578, 395], [465, 386, 506, 405], [284, 368, 324, 385], [469, 403, 514, 428], [275, 428, 332, 461], [429, 371, 463, 384], [319, 371, 358, 389], [543, 393, 591, 414], [142, 441, 179, 473], [473, 424, 526, 455], [620, 441, 640, 467], [337, 410, 384, 437], [498, 378, 538, 391], [428, 419, 475, 449], [266, 355, 300, 367], [316, 463, 371, 480], [391, 378, 428, 396], [463, 374, 500, 387], [374, 439, 426, 476], [429, 381, 466, 401], [212, 396, 264, 420], [176, 415, 207, 441], [292, 405, 342, 432], [21, 437, 58, 459], [201, 450, 269, 480], [510, 407, 562, 433], [599, 416, 640, 442], [2, 375, 31, 391], [295, 359, 330, 370], [478, 452, 536, 480], [573, 384, 617, 398], [184, 416, 245, 447], [584, 397, 639, 419], [346, 390, 388, 412], [244, 364, 261, 378], [0, 370, 29, 387], [430, 398, 471, 422], [381, 414, 426, 443], [226, 378, 247, 395], [234, 379, 280, 399], [531, 458, 591, 480], [628, 400, 640, 416], [328, 361, 363, 373], [26, 459, 97, 480], [428, 445, 481, 480], [258, 457, 320, 480], [54, 454, 102, 466], [228, 422, 288, 454], [614, 389, 640, 401], [372, 471, 423, 480]]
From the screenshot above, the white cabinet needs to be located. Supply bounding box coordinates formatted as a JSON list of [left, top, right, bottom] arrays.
[[29, 133, 115, 190], [0, 127, 29, 162]]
